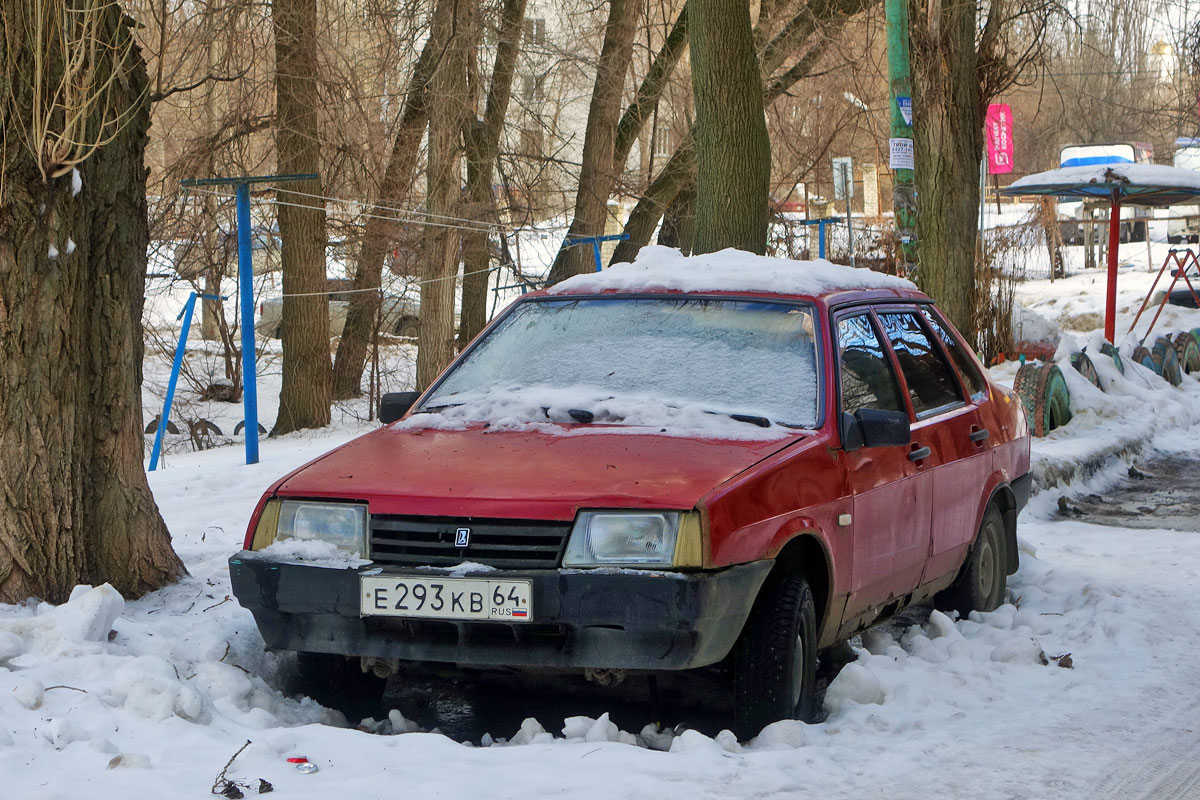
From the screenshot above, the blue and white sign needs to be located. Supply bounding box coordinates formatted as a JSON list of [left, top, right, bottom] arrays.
[[897, 96, 913, 127]]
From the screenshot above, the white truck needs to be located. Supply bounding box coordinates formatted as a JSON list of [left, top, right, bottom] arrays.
[[1168, 137, 1200, 245]]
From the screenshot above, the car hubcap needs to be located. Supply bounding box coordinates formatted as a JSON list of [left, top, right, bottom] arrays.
[[791, 634, 805, 710], [978, 532, 996, 601]]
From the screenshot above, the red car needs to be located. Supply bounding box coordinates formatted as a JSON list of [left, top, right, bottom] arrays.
[[230, 252, 1031, 738]]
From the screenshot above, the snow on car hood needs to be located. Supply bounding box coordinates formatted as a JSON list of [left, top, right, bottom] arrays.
[[275, 421, 805, 520]]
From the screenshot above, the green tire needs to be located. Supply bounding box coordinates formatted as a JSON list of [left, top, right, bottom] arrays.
[[1152, 337, 1183, 386], [1100, 341, 1124, 375], [1175, 333, 1200, 374], [1070, 352, 1101, 389]]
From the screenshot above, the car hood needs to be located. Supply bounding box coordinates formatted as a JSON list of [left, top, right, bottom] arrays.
[[275, 424, 803, 520]]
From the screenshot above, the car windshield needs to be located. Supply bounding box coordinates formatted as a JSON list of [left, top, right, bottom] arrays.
[[420, 296, 821, 428]]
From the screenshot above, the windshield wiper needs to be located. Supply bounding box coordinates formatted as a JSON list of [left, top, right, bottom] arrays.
[[728, 412, 771, 428], [567, 408, 595, 424], [416, 402, 463, 414]]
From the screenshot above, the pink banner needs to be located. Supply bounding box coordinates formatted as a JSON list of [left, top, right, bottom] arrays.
[[986, 104, 1014, 174]]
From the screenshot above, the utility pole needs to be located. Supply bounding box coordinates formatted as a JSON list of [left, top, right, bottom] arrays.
[[885, 0, 917, 270]]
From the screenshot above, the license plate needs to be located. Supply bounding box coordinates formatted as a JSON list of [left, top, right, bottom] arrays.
[[360, 576, 533, 622]]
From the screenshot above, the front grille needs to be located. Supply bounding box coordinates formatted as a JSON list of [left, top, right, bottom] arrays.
[[369, 515, 569, 569]]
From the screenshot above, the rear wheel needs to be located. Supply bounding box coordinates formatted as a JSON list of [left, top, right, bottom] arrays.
[[732, 574, 818, 740], [936, 505, 1007, 616]]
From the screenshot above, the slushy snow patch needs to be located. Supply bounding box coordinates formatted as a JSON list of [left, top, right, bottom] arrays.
[[550, 245, 916, 297]]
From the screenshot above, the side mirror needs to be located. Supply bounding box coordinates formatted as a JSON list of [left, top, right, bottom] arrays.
[[855, 408, 911, 447], [840, 411, 864, 451], [379, 391, 420, 424]]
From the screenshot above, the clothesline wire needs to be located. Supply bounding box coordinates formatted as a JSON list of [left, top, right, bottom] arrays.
[[185, 186, 501, 234], [182, 185, 573, 237], [273, 260, 539, 297]]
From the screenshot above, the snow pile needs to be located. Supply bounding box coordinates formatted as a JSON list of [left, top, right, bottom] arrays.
[[0, 578, 336, 778], [550, 245, 916, 296], [990, 327, 1200, 487]]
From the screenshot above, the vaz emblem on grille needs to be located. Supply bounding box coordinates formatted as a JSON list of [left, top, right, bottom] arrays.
[[454, 527, 471, 548]]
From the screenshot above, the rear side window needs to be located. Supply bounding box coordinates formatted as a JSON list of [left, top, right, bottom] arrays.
[[837, 314, 904, 414], [920, 307, 988, 401], [877, 311, 964, 418]]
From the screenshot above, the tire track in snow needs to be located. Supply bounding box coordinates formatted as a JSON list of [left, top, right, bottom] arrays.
[[1095, 698, 1200, 800]]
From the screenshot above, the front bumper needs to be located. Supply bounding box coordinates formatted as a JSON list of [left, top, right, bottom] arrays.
[[229, 555, 772, 671]]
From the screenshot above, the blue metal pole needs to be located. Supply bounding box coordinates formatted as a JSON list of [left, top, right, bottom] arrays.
[[149, 292, 199, 471], [592, 240, 603, 272], [818, 221, 828, 259], [235, 182, 260, 464]]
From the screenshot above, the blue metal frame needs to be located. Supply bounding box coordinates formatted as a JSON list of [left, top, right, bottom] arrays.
[[178, 173, 317, 467], [799, 217, 844, 259], [149, 292, 222, 471], [563, 233, 630, 272], [235, 182, 259, 465]]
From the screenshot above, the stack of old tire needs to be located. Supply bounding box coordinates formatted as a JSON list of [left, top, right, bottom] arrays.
[[1011, 332, 1200, 437]]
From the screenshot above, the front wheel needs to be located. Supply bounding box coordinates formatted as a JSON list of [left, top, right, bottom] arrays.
[[732, 574, 818, 740], [936, 505, 1007, 616]]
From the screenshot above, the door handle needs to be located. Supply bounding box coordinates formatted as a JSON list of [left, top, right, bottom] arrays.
[[908, 444, 931, 461], [969, 427, 990, 443]]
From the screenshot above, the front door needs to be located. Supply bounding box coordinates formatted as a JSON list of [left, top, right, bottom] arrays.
[[835, 311, 932, 619]]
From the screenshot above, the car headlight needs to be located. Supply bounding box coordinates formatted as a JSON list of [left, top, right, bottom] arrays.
[[270, 500, 368, 555], [563, 511, 703, 568]]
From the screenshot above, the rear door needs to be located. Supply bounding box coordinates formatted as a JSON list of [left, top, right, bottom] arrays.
[[918, 306, 995, 580]]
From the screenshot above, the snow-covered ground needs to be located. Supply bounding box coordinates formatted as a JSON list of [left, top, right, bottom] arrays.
[[6, 240, 1200, 798]]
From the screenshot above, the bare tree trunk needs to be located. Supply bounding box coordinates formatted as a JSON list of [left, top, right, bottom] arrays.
[[330, 0, 454, 400], [612, 4, 689, 174], [0, 0, 184, 603], [690, 0, 771, 254], [272, 0, 331, 434], [545, 0, 640, 285], [911, 0, 981, 338], [460, 0, 527, 348], [612, 0, 864, 263], [610, 136, 696, 264], [416, 1, 471, 391]]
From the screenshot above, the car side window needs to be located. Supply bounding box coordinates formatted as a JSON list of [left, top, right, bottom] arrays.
[[920, 307, 988, 401], [877, 311, 964, 418], [837, 314, 904, 414]]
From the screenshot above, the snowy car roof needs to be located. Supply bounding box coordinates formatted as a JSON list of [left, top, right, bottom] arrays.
[[547, 246, 916, 298]]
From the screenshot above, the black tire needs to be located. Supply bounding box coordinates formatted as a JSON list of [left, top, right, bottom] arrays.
[[732, 574, 818, 740], [935, 505, 1007, 616], [294, 651, 386, 710]]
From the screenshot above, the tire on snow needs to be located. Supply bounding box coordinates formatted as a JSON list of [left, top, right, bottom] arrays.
[[1151, 337, 1183, 386], [1070, 352, 1101, 388], [1178, 332, 1200, 374], [935, 505, 1008, 617], [733, 573, 818, 740]]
